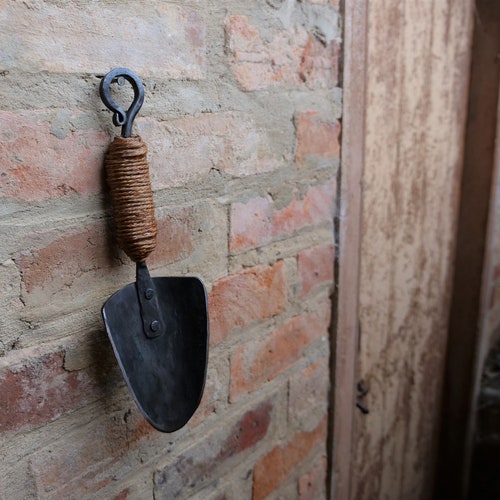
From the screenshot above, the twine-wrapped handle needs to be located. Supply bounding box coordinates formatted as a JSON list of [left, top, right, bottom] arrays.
[[100, 69, 157, 263], [105, 135, 157, 262]]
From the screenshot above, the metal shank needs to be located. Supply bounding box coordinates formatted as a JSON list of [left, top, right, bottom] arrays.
[[136, 261, 164, 339]]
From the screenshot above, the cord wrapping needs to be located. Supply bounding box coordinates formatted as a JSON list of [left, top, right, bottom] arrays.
[[105, 135, 157, 263]]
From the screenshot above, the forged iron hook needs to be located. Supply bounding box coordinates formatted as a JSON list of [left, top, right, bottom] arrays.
[[99, 68, 145, 138]]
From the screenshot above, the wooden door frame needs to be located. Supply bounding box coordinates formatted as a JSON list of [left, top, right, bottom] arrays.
[[329, 1, 367, 499], [331, 1, 487, 498]]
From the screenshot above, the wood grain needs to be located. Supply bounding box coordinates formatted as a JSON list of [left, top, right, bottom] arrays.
[[350, 0, 474, 498]]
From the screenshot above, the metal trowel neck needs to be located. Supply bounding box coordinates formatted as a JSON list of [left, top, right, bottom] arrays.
[[136, 261, 164, 339]]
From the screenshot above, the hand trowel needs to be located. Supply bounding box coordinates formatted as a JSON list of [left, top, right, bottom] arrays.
[[99, 68, 209, 433]]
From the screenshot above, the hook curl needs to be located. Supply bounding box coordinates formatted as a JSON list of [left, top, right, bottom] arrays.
[[99, 68, 144, 138]]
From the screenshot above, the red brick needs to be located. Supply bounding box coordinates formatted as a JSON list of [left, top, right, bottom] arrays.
[[252, 417, 327, 500], [0, 3, 205, 78], [226, 16, 339, 91], [299, 35, 340, 89], [289, 357, 330, 430], [295, 111, 340, 168], [230, 196, 274, 252], [230, 182, 335, 252], [150, 207, 194, 265], [298, 455, 327, 500], [0, 347, 110, 433], [297, 243, 335, 297], [0, 111, 107, 201], [209, 261, 287, 345], [137, 113, 281, 188], [230, 302, 331, 401], [154, 399, 274, 498], [15, 211, 193, 310], [270, 184, 334, 236], [31, 406, 155, 497], [16, 224, 111, 296]]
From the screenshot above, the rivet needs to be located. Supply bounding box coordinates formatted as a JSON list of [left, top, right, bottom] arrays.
[[144, 288, 154, 300], [150, 320, 160, 332]]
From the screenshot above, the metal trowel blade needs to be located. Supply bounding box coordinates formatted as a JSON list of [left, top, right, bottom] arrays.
[[102, 276, 209, 433]]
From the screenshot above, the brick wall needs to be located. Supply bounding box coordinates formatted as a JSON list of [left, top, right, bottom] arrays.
[[0, 1, 341, 498]]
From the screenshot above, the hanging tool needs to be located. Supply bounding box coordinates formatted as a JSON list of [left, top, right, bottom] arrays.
[[99, 68, 209, 432]]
